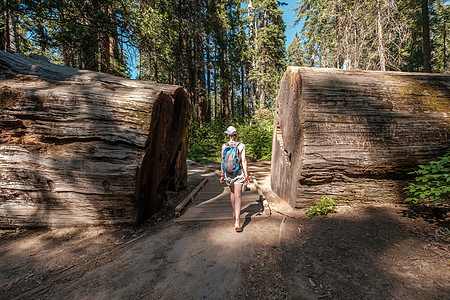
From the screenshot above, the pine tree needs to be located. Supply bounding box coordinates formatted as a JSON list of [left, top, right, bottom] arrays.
[[287, 33, 305, 66], [7, 0, 291, 121], [0, 0, 19, 52], [422, 0, 432, 72], [432, 1, 449, 72], [292, 0, 447, 73], [247, 0, 286, 111]]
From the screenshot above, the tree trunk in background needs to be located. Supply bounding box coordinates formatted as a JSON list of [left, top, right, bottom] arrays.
[[218, 28, 229, 119], [36, 16, 46, 54], [0, 51, 190, 227], [444, 21, 447, 71], [177, 0, 185, 87], [376, 0, 386, 71], [248, 0, 257, 113], [422, 0, 431, 72], [100, 4, 116, 74], [241, 63, 245, 119], [1, 3, 18, 53], [198, 43, 208, 124], [272, 67, 450, 208], [0, 8, 7, 51], [206, 36, 212, 122]]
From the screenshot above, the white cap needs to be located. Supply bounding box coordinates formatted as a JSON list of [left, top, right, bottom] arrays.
[[224, 126, 237, 135]]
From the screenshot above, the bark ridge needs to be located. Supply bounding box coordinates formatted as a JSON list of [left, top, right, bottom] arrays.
[[271, 67, 450, 207], [0, 51, 190, 227]]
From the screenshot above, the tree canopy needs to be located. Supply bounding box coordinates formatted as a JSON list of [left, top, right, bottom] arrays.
[[290, 0, 449, 73], [1, 0, 448, 124]]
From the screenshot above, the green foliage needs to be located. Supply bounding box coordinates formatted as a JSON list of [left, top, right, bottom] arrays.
[[287, 33, 305, 66], [9, 0, 130, 76], [404, 151, 450, 204], [293, 0, 449, 72], [432, 2, 450, 73], [188, 122, 226, 164], [246, 0, 287, 109], [238, 109, 274, 161], [306, 196, 337, 218], [188, 109, 274, 164]]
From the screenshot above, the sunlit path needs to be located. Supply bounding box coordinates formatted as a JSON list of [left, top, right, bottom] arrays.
[[175, 173, 266, 223]]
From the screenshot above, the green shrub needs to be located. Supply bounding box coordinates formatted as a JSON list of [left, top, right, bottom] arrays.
[[404, 151, 450, 204], [187, 122, 226, 164], [306, 196, 337, 218], [188, 109, 274, 163], [237, 109, 274, 161]]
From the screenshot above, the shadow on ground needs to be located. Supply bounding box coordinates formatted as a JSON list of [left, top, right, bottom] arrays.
[[0, 162, 448, 300], [238, 205, 449, 300]]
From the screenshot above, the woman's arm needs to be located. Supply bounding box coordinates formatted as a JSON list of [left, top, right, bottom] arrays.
[[241, 147, 248, 180], [220, 146, 225, 183]]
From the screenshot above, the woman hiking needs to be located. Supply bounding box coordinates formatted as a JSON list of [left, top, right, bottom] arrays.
[[220, 126, 248, 232]]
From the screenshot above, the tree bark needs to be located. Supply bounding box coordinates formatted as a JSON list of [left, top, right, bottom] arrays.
[[376, 0, 386, 71], [0, 51, 190, 227], [248, 0, 258, 113], [100, 4, 116, 74], [206, 35, 212, 122], [241, 63, 245, 119], [271, 67, 450, 207], [1, 3, 18, 53], [443, 14, 447, 72], [422, 0, 432, 73]]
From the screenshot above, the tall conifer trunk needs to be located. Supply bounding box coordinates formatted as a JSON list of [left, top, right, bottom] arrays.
[[206, 36, 212, 122], [1, 2, 18, 53], [100, 4, 117, 74], [376, 0, 386, 71], [241, 63, 245, 119], [248, 0, 258, 113], [422, 0, 432, 72], [444, 21, 447, 71]]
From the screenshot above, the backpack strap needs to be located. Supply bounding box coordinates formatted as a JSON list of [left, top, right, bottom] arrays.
[[235, 142, 241, 165], [238, 142, 242, 164]]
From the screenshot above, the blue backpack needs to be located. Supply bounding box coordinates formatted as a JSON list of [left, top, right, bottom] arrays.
[[222, 142, 241, 175]]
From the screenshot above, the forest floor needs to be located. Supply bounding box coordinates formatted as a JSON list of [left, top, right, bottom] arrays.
[[0, 161, 449, 300]]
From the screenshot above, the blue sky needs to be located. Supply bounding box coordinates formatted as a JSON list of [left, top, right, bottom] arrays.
[[283, 0, 450, 45], [282, 1, 302, 48]]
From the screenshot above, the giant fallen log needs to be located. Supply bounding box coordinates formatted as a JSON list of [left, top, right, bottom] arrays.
[[271, 67, 450, 207], [0, 51, 190, 227]]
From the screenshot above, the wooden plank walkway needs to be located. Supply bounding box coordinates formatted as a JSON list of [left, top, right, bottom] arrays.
[[175, 174, 266, 222]]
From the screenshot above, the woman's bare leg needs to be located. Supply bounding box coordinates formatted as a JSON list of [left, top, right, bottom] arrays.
[[230, 185, 236, 218], [231, 184, 242, 228]]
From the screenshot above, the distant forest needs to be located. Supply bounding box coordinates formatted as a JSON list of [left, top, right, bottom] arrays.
[[1, 0, 449, 123]]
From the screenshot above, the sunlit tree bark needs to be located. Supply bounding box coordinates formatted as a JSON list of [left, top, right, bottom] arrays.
[[422, 0, 432, 72]]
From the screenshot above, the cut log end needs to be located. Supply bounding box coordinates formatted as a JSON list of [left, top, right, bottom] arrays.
[[272, 67, 450, 207], [0, 51, 190, 227]]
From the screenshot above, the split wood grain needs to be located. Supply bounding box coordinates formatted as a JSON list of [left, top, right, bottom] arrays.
[[0, 51, 190, 227], [271, 67, 450, 207]]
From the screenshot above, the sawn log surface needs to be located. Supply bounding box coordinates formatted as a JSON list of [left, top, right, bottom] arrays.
[[0, 51, 190, 227], [271, 67, 450, 207]]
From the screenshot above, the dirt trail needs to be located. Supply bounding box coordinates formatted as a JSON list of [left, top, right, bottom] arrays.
[[1, 161, 449, 299], [41, 221, 267, 299]]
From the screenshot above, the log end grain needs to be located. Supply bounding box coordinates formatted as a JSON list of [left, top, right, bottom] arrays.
[[272, 67, 450, 207], [0, 51, 190, 227]]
